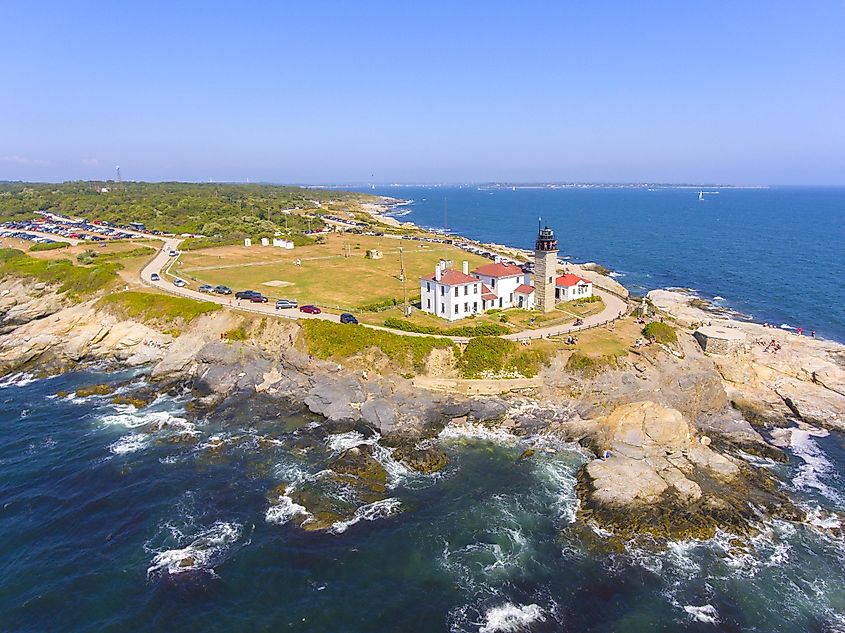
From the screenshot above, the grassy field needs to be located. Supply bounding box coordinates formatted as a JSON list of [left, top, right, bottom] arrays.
[[97, 291, 220, 331], [174, 234, 492, 310]]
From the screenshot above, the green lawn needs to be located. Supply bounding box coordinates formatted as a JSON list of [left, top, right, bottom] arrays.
[[174, 234, 492, 310]]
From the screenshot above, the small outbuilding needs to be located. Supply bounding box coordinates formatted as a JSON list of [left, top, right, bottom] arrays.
[[693, 325, 746, 354], [366, 249, 383, 260]]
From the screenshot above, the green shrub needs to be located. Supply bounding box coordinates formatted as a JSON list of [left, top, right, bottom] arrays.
[[458, 337, 515, 378], [302, 319, 453, 371], [572, 295, 602, 304], [181, 235, 244, 251], [457, 337, 553, 378], [565, 352, 617, 377], [642, 321, 677, 344], [223, 326, 249, 341], [383, 318, 509, 338], [29, 242, 69, 252], [97, 291, 220, 326], [0, 248, 120, 297], [509, 347, 552, 377]]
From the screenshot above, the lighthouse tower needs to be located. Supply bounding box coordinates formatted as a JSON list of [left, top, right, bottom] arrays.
[[534, 224, 558, 313]]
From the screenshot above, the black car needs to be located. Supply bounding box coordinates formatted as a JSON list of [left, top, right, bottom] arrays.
[[339, 313, 358, 325], [235, 290, 259, 300], [214, 285, 232, 295]]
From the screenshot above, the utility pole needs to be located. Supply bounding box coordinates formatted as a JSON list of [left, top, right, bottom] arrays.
[[399, 246, 409, 316]]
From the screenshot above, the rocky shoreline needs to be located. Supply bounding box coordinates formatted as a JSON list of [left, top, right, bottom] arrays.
[[2, 273, 844, 545]]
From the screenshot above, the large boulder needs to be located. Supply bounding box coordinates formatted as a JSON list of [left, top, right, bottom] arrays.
[[578, 401, 793, 540]]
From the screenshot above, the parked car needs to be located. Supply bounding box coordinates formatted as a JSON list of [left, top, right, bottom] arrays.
[[299, 305, 321, 314], [168, 249, 178, 257], [214, 285, 232, 295], [248, 294, 268, 303], [198, 284, 214, 293], [150, 273, 160, 282], [275, 299, 298, 310], [235, 290, 258, 300], [173, 278, 187, 287], [340, 313, 358, 325]]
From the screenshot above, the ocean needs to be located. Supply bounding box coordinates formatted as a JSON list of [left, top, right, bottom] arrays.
[[2, 369, 845, 632], [366, 186, 845, 343], [2, 186, 845, 632]]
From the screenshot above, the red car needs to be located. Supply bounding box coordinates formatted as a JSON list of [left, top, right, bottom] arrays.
[[248, 294, 268, 303], [299, 304, 321, 314]]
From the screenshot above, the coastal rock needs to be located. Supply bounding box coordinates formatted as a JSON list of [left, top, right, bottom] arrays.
[[392, 445, 449, 473], [360, 399, 397, 431], [577, 401, 791, 540]]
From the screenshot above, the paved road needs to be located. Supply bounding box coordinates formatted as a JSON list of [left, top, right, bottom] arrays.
[[139, 238, 627, 342]]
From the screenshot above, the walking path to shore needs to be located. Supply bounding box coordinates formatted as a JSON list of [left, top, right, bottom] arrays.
[[139, 238, 627, 343]]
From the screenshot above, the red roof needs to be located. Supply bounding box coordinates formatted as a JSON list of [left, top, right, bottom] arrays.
[[515, 284, 535, 294], [555, 274, 592, 287], [473, 262, 524, 278], [480, 283, 497, 301], [421, 269, 478, 286]]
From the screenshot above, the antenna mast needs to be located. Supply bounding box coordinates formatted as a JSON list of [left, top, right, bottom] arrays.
[[399, 246, 409, 316]]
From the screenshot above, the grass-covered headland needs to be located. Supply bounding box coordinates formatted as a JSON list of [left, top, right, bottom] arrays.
[[0, 248, 120, 297], [301, 320, 455, 371], [97, 291, 220, 326]]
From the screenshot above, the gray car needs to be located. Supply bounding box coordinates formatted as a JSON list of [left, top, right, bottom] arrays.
[[275, 299, 298, 310]]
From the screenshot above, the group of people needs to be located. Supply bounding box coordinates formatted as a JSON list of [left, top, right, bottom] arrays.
[[634, 336, 657, 348], [565, 334, 579, 345], [142, 339, 167, 349], [761, 338, 782, 353]]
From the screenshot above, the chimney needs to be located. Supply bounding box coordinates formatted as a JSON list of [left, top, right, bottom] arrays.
[[435, 262, 442, 282], [462, 261, 469, 275]]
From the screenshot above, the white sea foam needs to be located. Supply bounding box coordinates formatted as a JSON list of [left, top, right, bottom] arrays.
[[438, 420, 519, 445], [683, 604, 719, 624], [109, 434, 149, 455], [478, 603, 545, 633], [0, 372, 39, 388], [325, 430, 378, 453], [788, 426, 842, 503], [265, 494, 310, 525], [146, 521, 241, 578], [328, 497, 401, 534]]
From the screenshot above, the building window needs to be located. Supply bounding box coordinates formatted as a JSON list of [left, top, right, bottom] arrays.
[[548, 276, 553, 284], [491, 279, 496, 287], [454, 305, 459, 314], [426, 282, 430, 292], [464, 286, 468, 295], [464, 302, 468, 312], [474, 284, 478, 294], [440, 302, 445, 313], [509, 292, 513, 302], [427, 299, 431, 309], [473, 302, 478, 311], [499, 298, 503, 308], [454, 287, 459, 297], [441, 286, 445, 296]]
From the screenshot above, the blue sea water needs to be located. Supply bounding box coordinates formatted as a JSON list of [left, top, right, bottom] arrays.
[[2, 369, 845, 632], [366, 186, 845, 342]]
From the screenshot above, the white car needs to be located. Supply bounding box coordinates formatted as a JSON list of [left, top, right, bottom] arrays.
[[173, 278, 187, 287]]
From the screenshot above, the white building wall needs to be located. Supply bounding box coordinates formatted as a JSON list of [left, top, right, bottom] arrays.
[[556, 282, 593, 302], [420, 279, 483, 321], [473, 273, 529, 310]]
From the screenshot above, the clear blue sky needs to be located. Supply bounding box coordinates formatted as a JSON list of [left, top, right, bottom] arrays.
[[2, 1, 844, 184]]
